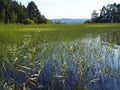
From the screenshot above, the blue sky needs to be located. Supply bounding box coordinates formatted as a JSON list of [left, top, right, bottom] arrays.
[[16, 0, 120, 19]]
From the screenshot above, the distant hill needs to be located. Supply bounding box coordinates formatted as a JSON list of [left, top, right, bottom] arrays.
[[51, 18, 88, 24]]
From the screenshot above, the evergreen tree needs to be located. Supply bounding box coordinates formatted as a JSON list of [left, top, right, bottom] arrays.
[[27, 1, 41, 23], [27, 1, 47, 24]]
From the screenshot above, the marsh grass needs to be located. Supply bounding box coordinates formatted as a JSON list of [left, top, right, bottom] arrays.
[[0, 24, 120, 90]]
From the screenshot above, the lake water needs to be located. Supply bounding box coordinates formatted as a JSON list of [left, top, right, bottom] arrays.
[[1, 31, 120, 90], [32, 31, 120, 90]]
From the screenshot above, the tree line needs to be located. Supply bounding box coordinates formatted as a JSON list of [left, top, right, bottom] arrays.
[[0, 0, 50, 24], [86, 3, 120, 23]]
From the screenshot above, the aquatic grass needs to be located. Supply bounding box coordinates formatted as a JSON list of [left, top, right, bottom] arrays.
[[0, 34, 120, 89], [0, 24, 120, 89]]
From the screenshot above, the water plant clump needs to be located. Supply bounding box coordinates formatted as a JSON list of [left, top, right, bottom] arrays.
[[1, 33, 120, 90]]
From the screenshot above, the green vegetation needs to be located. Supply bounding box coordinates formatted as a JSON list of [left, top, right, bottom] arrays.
[[90, 3, 120, 23], [0, 23, 120, 58], [0, 0, 48, 24], [0, 23, 120, 89], [0, 23, 120, 44]]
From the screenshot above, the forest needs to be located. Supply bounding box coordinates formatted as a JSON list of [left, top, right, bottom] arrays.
[[1, 0, 120, 24], [91, 3, 120, 23], [0, 0, 48, 24]]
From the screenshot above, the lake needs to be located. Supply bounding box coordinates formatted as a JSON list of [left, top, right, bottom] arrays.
[[26, 31, 120, 90], [1, 29, 120, 90]]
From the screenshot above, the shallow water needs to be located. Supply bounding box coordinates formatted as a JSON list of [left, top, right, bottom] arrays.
[[1, 31, 120, 90], [33, 32, 120, 90]]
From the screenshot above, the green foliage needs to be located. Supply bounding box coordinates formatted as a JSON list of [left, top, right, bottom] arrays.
[[39, 15, 47, 24], [47, 19, 52, 24], [24, 18, 34, 24], [27, 1, 41, 23], [27, 1, 47, 24], [84, 19, 92, 23], [91, 3, 120, 23], [0, 8, 5, 23], [0, 0, 47, 24]]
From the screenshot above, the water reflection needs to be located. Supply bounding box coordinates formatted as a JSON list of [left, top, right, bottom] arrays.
[[34, 32, 120, 90], [1, 32, 120, 90]]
